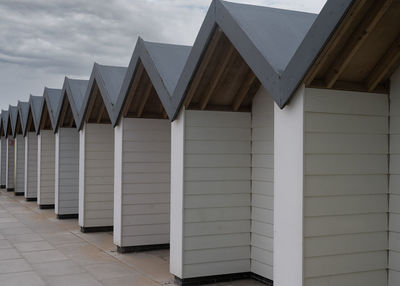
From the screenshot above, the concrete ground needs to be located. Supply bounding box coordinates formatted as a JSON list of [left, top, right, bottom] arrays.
[[0, 191, 263, 286]]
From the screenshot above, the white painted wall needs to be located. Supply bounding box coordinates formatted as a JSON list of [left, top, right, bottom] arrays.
[[274, 87, 389, 286], [170, 109, 185, 278], [55, 128, 79, 215], [251, 88, 274, 279], [303, 88, 388, 286], [79, 127, 85, 226], [171, 109, 252, 279], [114, 117, 171, 247], [0, 137, 5, 186], [25, 132, 38, 199], [37, 130, 55, 206], [390, 67, 400, 286], [6, 138, 15, 189], [274, 86, 305, 286], [79, 123, 114, 228], [15, 135, 25, 194]]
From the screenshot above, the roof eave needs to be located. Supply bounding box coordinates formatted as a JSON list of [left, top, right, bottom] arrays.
[[278, 0, 355, 108], [170, 0, 281, 121], [114, 39, 175, 127]]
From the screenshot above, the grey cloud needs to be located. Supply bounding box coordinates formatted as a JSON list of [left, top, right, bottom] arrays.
[[0, 0, 326, 109]]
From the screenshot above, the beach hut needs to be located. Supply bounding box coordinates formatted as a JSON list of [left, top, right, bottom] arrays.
[[77, 63, 127, 232], [53, 78, 88, 219], [24, 95, 42, 201], [112, 39, 190, 252], [5, 106, 18, 191], [8, 104, 24, 195], [14, 101, 30, 196], [161, 0, 400, 285], [167, 0, 316, 284], [36, 88, 61, 209], [264, 0, 400, 285], [0, 111, 7, 189]]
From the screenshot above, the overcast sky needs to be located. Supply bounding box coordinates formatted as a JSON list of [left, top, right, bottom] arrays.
[[0, 0, 326, 110]]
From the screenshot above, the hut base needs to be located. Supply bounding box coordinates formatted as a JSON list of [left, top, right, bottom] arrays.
[[14, 192, 24, 196], [6, 188, 14, 192], [80, 226, 113, 233], [251, 273, 274, 285], [39, 204, 55, 209], [117, 243, 169, 253], [0, 185, 5, 189], [57, 214, 78, 220], [26, 198, 37, 202], [174, 273, 273, 286]]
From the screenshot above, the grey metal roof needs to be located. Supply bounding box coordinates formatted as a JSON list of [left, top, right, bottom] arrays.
[[1, 110, 9, 137], [169, 0, 318, 119], [54, 77, 88, 132], [38, 87, 62, 133], [114, 38, 191, 125], [77, 63, 127, 130], [17, 101, 30, 137], [278, 0, 354, 106], [27, 95, 43, 136], [8, 105, 19, 138]]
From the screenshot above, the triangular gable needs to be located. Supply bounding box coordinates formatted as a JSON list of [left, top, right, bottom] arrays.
[[8, 105, 19, 138], [17, 101, 29, 136], [38, 88, 62, 133], [26, 95, 43, 136], [287, 0, 399, 100], [169, 0, 317, 119], [54, 77, 88, 132], [77, 63, 127, 130], [1, 110, 9, 138], [115, 38, 191, 125]]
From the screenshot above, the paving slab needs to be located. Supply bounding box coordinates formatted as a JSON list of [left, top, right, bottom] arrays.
[[0, 190, 263, 286]]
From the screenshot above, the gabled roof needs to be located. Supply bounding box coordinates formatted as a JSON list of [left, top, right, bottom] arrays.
[[1, 110, 9, 138], [77, 63, 127, 130], [292, 0, 400, 97], [27, 95, 43, 136], [169, 0, 318, 119], [8, 105, 19, 138], [115, 38, 191, 125], [54, 77, 89, 132], [38, 87, 62, 133], [17, 101, 30, 136]]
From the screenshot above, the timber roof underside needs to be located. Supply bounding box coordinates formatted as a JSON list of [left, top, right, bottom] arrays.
[[25, 110, 35, 134], [39, 101, 52, 131], [15, 116, 22, 135], [304, 0, 400, 94], [84, 81, 112, 124], [58, 96, 77, 128], [184, 29, 261, 112], [122, 61, 168, 119]]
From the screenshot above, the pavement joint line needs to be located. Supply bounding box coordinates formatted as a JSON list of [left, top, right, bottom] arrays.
[[3, 191, 170, 285], [69, 230, 170, 285]]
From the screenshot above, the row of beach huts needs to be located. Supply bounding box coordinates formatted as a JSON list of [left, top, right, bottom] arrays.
[[1, 0, 400, 285]]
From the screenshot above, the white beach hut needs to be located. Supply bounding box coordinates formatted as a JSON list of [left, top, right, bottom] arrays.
[[112, 39, 190, 252], [53, 78, 88, 219], [167, 0, 317, 284], [0, 111, 7, 189], [8, 103, 27, 196], [5, 106, 17, 192], [76, 64, 127, 232], [36, 88, 62, 209], [265, 0, 400, 285], [14, 101, 30, 196], [24, 95, 43, 201]]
